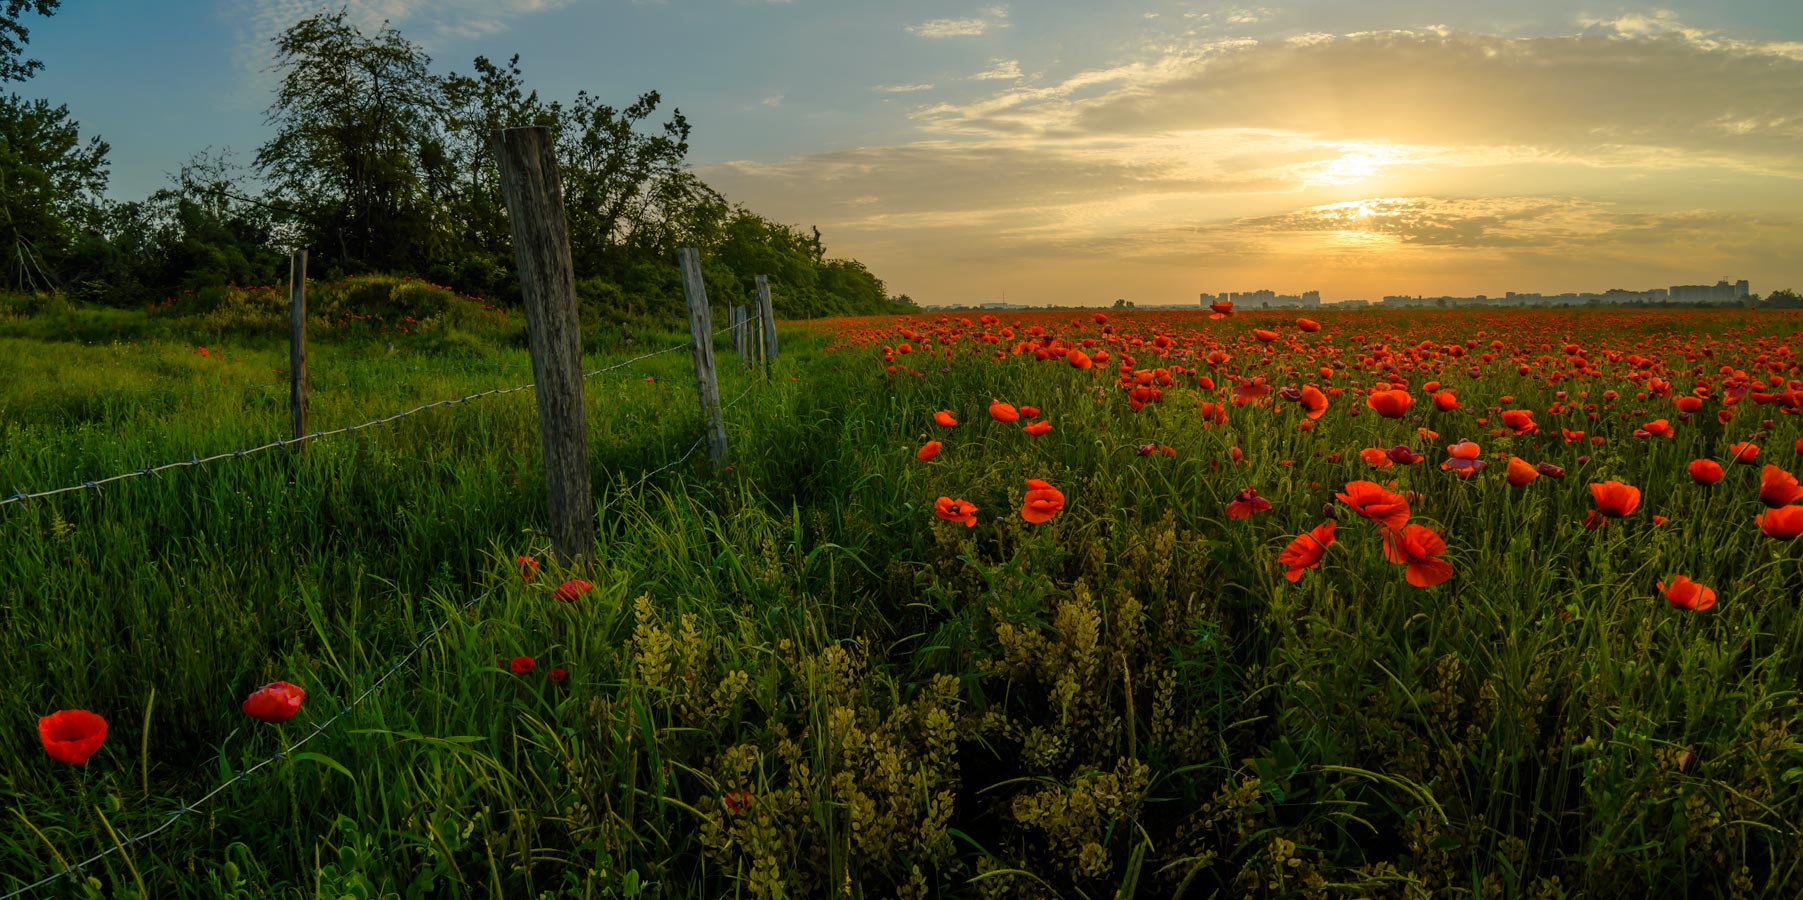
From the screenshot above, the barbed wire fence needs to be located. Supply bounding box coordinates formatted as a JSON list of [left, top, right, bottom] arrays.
[[0, 330, 775, 900]]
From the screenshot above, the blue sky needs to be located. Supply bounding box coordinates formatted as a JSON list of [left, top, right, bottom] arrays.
[[16, 1, 1803, 304]]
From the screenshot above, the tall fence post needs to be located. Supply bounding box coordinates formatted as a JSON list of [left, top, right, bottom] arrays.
[[288, 249, 308, 454], [736, 303, 754, 370], [493, 126, 597, 570], [678, 248, 729, 472], [755, 274, 779, 366]]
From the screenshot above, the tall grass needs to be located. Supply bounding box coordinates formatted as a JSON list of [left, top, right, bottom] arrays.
[[0, 300, 1798, 898]]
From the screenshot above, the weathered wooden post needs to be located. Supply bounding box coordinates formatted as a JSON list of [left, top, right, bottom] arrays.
[[493, 126, 597, 569], [755, 274, 779, 365], [678, 248, 728, 472], [736, 303, 755, 369], [288, 249, 308, 454]]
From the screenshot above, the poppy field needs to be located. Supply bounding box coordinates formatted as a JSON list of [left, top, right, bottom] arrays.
[[3, 301, 1803, 898]]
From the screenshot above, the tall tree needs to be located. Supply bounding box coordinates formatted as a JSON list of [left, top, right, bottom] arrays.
[[437, 54, 553, 268], [255, 8, 443, 272], [0, 93, 106, 289]]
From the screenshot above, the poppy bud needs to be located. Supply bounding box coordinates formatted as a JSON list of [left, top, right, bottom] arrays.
[[1537, 462, 1566, 478], [1321, 502, 1338, 521]]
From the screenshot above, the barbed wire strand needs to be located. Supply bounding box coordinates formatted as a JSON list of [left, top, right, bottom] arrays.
[[0, 338, 718, 511]]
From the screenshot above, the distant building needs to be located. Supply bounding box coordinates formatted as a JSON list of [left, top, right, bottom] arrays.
[[1668, 280, 1748, 304], [1200, 289, 1321, 309]]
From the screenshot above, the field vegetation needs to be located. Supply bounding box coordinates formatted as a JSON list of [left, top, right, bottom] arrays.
[[3, 292, 1800, 898]]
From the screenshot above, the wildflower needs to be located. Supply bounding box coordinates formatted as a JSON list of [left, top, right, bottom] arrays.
[[934, 497, 978, 527], [932, 410, 958, 427], [1298, 385, 1329, 419], [1297, 318, 1321, 332], [1209, 299, 1233, 318], [1757, 465, 1803, 508], [1278, 522, 1335, 582], [1658, 576, 1716, 611], [242, 682, 306, 724], [1501, 409, 1537, 435], [1432, 391, 1461, 412], [1360, 447, 1394, 469], [548, 667, 567, 685], [988, 400, 1020, 423], [1756, 505, 1803, 539], [510, 656, 536, 675], [1021, 479, 1065, 524], [1492, 457, 1534, 488], [916, 440, 942, 461], [1386, 444, 1424, 465], [1226, 487, 1272, 520], [1688, 459, 1723, 486], [38, 710, 107, 765], [1383, 525, 1454, 587], [517, 554, 539, 583], [1253, 328, 1280, 343], [1019, 405, 1040, 419], [724, 788, 753, 814], [1590, 481, 1641, 518], [1727, 441, 1759, 464], [1367, 390, 1413, 418], [552, 580, 593, 602], [1023, 420, 1053, 436], [1336, 481, 1410, 530], [1536, 462, 1566, 479]]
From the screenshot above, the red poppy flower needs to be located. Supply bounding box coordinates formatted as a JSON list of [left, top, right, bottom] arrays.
[[1019, 405, 1041, 419], [1297, 318, 1321, 333], [1278, 522, 1335, 582], [1382, 525, 1454, 587], [516, 555, 539, 583], [934, 496, 978, 527], [1432, 391, 1460, 412], [989, 400, 1020, 423], [1359, 447, 1393, 469], [1727, 441, 1759, 464], [1641, 419, 1674, 438], [552, 579, 593, 602], [1500, 410, 1537, 435], [1225, 487, 1272, 520], [1067, 350, 1093, 369], [510, 656, 536, 675], [1506, 457, 1538, 487], [548, 667, 567, 685], [1561, 428, 1586, 444], [1658, 576, 1716, 611], [1298, 386, 1328, 419], [1590, 481, 1641, 518], [1688, 459, 1723, 485], [1758, 465, 1803, 508], [1209, 300, 1233, 318], [38, 710, 107, 765], [917, 440, 942, 461], [1337, 481, 1410, 530], [932, 410, 958, 427], [1021, 479, 1065, 523], [1022, 420, 1053, 436], [242, 681, 306, 724], [1756, 505, 1803, 539], [1367, 390, 1413, 418], [1386, 445, 1424, 465], [723, 788, 753, 814], [1253, 328, 1280, 343]]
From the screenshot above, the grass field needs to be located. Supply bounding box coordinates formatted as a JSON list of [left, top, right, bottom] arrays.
[[2, 290, 1801, 898]]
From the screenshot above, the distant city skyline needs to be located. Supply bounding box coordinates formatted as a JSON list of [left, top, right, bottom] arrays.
[[926, 277, 1759, 309], [17, 1, 1803, 305]]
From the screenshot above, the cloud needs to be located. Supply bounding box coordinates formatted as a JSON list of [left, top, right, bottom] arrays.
[[971, 59, 1023, 80], [232, 0, 577, 79], [875, 83, 936, 93], [760, 93, 784, 108], [907, 5, 1010, 38]]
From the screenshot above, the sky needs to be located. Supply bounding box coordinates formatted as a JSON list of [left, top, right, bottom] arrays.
[[16, 1, 1803, 305]]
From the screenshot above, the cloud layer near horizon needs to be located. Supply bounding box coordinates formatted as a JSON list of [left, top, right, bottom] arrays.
[[702, 15, 1803, 304]]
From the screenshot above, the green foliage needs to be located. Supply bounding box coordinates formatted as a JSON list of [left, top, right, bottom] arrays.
[[0, 91, 108, 290]]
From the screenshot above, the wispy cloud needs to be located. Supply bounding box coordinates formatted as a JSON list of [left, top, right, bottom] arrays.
[[760, 93, 784, 108], [232, 0, 577, 79], [907, 5, 1010, 38], [971, 58, 1022, 80], [875, 83, 936, 93]]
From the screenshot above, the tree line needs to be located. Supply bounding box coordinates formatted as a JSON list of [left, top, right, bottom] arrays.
[[1, 4, 914, 321]]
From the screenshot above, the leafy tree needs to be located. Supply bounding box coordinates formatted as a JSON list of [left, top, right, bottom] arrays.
[[255, 8, 444, 273], [0, 92, 106, 289], [0, 0, 56, 84], [437, 53, 554, 286]]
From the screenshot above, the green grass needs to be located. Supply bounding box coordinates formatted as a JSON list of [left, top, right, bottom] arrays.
[[0, 299, 1799, 899]]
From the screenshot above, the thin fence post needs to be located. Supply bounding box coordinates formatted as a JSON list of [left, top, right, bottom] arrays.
[[736, 304, 754, 370], [679, 248, 728, 472], [288, 249, 308, 454], [756, 274, 779, 366], [493, 126, 597, 570]]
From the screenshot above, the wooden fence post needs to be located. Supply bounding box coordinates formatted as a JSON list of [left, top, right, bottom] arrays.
[[288, 249, 308, 454], [678, 248, 728, 472], [755, 275, 779, 365], [737, 304, 755, 369], [493, 126, 597, 569]]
